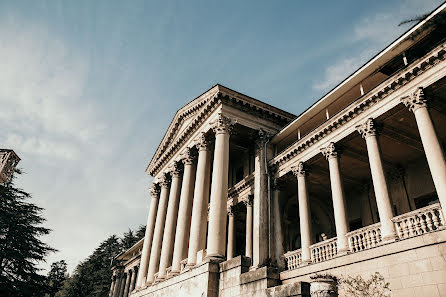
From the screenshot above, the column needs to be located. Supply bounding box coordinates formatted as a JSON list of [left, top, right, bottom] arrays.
[[244, 196, 253, 259], [402, 87, 446, 217], [122, 271, 131, 297], [187, 133, 212, 266], [118, 272, 127, 297], [321, 142, 350, 253], [292, 162, 313, 264], [272, 177, 285, 268], [206, 113, 233, 259], [226, 206, 235, 260], [252, 129, 269, 267], [135, 184, 161, 289], [112, 272, 122, 297], [130, 267, 138, 292], [146, 174, 171, 284], [356, 118, 396, 240], [171, 148, 197, 275], [158, 162, 183, 280], [109, 274, 116, 297]]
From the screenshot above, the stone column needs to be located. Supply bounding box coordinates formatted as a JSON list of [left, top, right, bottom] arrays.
[[356, 118, 396, 240], [321, 142, 350, 253], [135, 184, 161, 288], [402, 87, 446, 217], [272, 177, 285, 268], [292, 162, 313, 264], [244, 196, 253, 259], [118, 272, 127, 297], [253, 129, 269, 267], [206, 114, 233, 259], [122, 271, 131, 297], [112, 272, 122, 297], [109, 274, 116, 297], [226, 206, 235, 260], [146, 174, 171, 284], [187, 133, 212, 266], [171, 148, 197, 275], [158, 162, 183, 280], [130, 267, 138, 292]]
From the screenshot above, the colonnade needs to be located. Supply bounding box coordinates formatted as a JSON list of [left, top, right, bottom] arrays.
[[135, 113, 241, 289], [109, 266, 138, 297], [274, 87, 446, 262]]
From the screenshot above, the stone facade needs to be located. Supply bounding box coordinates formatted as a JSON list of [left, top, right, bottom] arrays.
[[110, 4, 446, 297]]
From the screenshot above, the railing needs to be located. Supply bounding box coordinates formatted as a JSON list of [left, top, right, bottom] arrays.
[[284, 249, 302, 270], [347, 223, 382, 253], [393, 203, 445, 240], [310, 237, 337, 264], [227, 173, 254, 199]]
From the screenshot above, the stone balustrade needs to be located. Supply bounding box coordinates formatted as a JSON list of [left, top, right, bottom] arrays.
[[310, 237, 338, 264], [392, 203, 445, 240], [284, 249, 302, 270], [347, 222, 382, 253]]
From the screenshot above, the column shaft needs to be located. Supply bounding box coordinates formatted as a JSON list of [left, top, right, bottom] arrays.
[[135, 185, 160, 288], [109, 276, 115, 297], [187, 137, 211, 266], [227, 209, 235, 260], [245, 199, 253, 258], [112, 274, 122, 297], [171, 154, 197, 274], [123, 271, 131, 297], [118, 273, 127, 297], [207, 123, 231, 259], [146, 176, 171, 284], [272, 181, 285, 268], [158, 166, 183, 279], [130, 267, 138, 292]]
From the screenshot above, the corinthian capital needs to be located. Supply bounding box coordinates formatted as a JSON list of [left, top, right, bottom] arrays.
[[196, 132, 212, 151], [211, 113, 234, 135], [401, 87, 427, 112], [291, 161, 309, 178], [255, 129, 269, 151], [182, 147, 197, 165], [149, 183, 161, 198], [356, 118, 377, 139], [170, 161, 184, 178], [159, 173, 171, 188], [321, 142, 340, 160]]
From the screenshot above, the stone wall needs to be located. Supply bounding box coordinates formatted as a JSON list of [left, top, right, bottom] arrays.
[[280, 230, 446, 297]]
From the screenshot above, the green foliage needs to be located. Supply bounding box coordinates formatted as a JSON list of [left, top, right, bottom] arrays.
[[46, 260, 68, 297], [0, 171, 56, 297], [339, 272, 391, 297]]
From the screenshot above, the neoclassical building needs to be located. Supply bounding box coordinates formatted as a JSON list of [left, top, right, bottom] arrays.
[[110, 5, 446, 297]]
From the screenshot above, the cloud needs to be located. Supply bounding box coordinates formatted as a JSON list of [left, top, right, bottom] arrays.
[[312, 0, 442, 92]]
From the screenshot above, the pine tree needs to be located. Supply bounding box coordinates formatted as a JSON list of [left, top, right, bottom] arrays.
[[0, 171, 56, 296], [47, 260, 68, 297]]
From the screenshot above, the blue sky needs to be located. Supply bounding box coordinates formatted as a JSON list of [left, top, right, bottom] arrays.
[[0, 0, 442, 273]]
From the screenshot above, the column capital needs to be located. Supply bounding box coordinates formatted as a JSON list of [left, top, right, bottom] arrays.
[[170, 161, 184, 178], [227, 205, 236, 216], [255, 129, 269, 151], [401, 87, 427, 113], [272, 177, 285, 191], [291, 161, 309, 178], [195, 132, 213, 151], [243, 195, 254, 207], [159, 173, 171, 188], [356, 118, 378, 139], [211, 113, 234, 135], [181, 147, 197, 165], [149, 183, 161, 199], [321, 142, 341, 160]]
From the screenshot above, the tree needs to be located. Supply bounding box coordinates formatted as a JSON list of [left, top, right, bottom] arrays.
[[120, 229, 137, 250], [135, 224, 146, 240], [340, 272, 391, 297], [47, 260, 68, 297], [0, 170, 56, 296]]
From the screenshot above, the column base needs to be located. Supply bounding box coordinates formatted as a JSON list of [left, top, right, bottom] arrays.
[[168, 270, 180, 277], [336, 248, 350, 256], [382, 233, 398, 243], [204, 253, 226, 262], [301, 259, 312, 265]]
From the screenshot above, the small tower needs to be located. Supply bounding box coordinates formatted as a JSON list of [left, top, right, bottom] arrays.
[[0, 149, 20, 184]]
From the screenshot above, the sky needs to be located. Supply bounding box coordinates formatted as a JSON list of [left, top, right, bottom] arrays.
[[0, 0, 443, 273]]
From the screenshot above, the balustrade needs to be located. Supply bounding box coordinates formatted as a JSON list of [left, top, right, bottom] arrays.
[[310, 238, 338, 264], [393, 203, 445, 240], [284, 249, 302, 270], [347, 223, 382, 253]]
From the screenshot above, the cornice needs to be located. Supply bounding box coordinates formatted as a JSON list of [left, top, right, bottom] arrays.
[[228, 173, 254, 200], [269, 43, 446, 174], [147, 87, 296, 176]]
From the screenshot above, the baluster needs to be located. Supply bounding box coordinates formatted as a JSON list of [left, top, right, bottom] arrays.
[[365, 231, 371, 249], [431, 210, 440, 230], [408, 218, 415, 237], [425, 211, 434, 231], [414, 215, 422, 235], [402, 220, 409, 238], [419, 213, 428, 233]]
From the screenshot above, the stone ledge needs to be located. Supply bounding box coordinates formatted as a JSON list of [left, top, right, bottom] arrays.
[[240, 266, 279, 285], [265, 282, 310, 297], [220, 256, 251, 272]]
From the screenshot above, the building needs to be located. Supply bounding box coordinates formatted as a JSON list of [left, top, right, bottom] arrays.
[[0, 149, 20, 184], [110, 4, 446, 297]]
